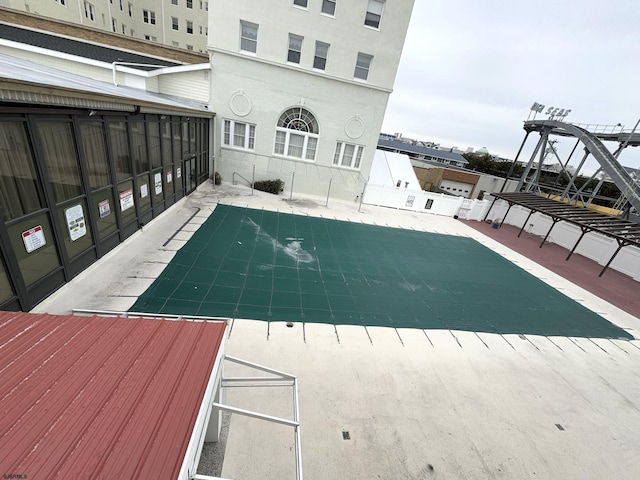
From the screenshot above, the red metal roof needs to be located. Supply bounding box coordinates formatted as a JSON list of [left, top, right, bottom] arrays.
[[0, 312, 226, 480]]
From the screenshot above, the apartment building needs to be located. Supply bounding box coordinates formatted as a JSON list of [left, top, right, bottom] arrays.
[[209, 0, 415, 200], [1, 0, 209, 52]]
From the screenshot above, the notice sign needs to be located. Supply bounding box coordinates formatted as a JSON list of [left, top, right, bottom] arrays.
[[22, 225, 46, 253], [120, 189, 134, 211], [176, 167, 182, 179], [405, 195, 415, 207], [65, 204, 87, 242], [154, 173, 162, 195], [98, 199, 111, 218], [140, 183, 149, 198], [166, 171, 173, 183]]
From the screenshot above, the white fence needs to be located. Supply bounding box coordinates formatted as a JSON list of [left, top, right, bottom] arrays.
[[363, 184, 470, 217]]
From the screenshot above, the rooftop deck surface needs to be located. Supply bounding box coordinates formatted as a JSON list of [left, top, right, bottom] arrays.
[[31, 183, 640, 480]]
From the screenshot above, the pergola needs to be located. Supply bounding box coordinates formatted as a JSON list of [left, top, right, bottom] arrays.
[[485, 192, 640, 276]]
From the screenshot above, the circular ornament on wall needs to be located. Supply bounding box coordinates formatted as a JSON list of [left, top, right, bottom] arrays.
[[345, 115, 365, 139], [229, 89, 252, 117]]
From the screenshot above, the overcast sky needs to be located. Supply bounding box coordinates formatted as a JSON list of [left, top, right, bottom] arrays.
[[381, 0, 640, 173]]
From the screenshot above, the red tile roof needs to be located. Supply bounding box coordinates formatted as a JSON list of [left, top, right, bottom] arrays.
[[0, 312, 226, 480]]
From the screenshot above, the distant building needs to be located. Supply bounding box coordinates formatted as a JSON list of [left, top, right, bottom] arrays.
[[1, 0, 209, 52], [378, 137, 468, 168]]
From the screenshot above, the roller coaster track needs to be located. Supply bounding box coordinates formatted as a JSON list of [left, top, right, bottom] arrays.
[[524, 120, 640, 214]]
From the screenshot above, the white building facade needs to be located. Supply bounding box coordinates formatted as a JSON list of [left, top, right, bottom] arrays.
[[208, 0, 414, 200]]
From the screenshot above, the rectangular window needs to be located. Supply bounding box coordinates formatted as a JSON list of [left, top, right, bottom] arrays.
[[354, 52, 373, 80], [34, 121, 83, 202], [108, 121, 131, 182], [171, 0, 178, 4], [128, 2, 132, 16], [143, 9, 156, 24], [333, 142, 364, 169], [293, 0, 307, 7], [144, 35, 157, 42], [172, 16, 179, 30], [365, 0, 384, 28], [223, 120, 256, 151], [240, 21, 258, 53], [199, 25, 203, 34], [84, 2, 95, 21], [288, 34, 303, 64], [321, 0, 336, 15], [186, 44, 193, 50], [0, 122, 45, 221], [172, 41, 179, 47], [186, 20, 193, 34], [313, 41, 329, 70], [186, 0, 193, 8], [274, 130, 318, 161], [112, 18, 117, 32], [55, 0, 66, 5], [274, 131, 286, 155]]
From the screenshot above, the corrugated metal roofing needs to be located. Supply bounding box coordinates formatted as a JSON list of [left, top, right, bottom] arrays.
[[0, 311, 226, 480], [0, 23, 180, 70], [0, 53, 211, 113]]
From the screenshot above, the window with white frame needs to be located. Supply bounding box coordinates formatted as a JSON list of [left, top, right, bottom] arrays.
[[143, 9, 156, 24], [144, 35, 157, 41], [240, 21, 258, 53], [365, 0, 384, 28], [55, 0, 66, 5], [287, 34, 303, 64], [223, 120, 256, 150], [171, 0, 178, 4], [128, 2, 132, 16], [84, 2, 95, 21], [274, 108, 319, 161], [186, 20, 193, 34], [321, 0, 336, 15], [293, 0, 307, 7], [112, 18, 117, 32], [171, 16, 179, 30], [333, 142, 364, 169], [186, 0, 193, 8], [313, 41, 329, 70], [354, 52, 373, 80]]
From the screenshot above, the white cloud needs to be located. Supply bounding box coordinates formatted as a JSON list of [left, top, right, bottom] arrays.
[[383, 0, 640, 171]]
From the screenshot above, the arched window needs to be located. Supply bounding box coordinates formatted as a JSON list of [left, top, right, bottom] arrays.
[[274, 107, 319, 160]]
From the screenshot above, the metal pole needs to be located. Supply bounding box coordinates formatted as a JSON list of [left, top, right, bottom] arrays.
[[358, 182, 367, 212], [501, 131, 530, 192], [251, 164, 255, 195], [290, 172, 295, 200], [517, 133, 546, 192], [325, 178, 332, 207]]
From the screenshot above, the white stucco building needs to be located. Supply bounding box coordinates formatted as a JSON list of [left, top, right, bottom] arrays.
[[208, 0, 414, 200]]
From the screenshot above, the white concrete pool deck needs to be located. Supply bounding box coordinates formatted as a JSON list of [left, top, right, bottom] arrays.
[[33, 182, 640, 480]]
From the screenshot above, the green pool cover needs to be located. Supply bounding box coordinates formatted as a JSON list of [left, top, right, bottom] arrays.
[[130, 204, 632, 339]]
